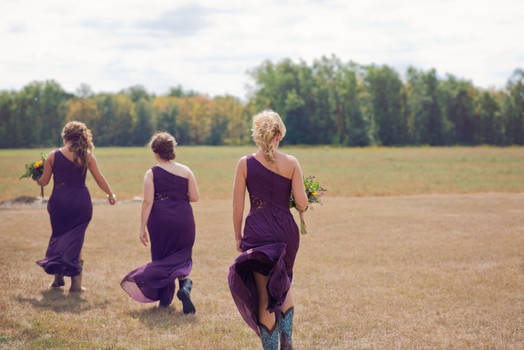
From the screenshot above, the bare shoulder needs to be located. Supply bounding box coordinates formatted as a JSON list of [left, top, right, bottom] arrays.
[[280, 152, 300, 167], [237, 155, 247, 166], [48, 150, 56, 160], [236, 155, 248, 171], [144, 168, 153, 180], [174, 162, 194, 178], [87, 152, 96, 163]]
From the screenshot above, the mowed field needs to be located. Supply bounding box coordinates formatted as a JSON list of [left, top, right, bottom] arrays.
[[1, 146, 524, 349], [1, 146, 524, 201]]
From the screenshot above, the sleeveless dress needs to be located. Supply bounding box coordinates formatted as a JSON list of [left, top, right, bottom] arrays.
[[36, 150, 93, 276], [121, 166, 195, 305], [228, 154, 300, 336]]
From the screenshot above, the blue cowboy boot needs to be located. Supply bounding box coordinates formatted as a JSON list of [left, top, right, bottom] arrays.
[[279, 307, 294, 350], [259, 323, 279, 350]]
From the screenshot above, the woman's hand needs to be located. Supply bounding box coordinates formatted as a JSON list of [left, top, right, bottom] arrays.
[[107, 193, 116, 205], [139, 229, 149, 246]]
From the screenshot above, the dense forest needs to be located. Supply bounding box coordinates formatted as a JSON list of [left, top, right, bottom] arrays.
[[1, 55, 523, 148]]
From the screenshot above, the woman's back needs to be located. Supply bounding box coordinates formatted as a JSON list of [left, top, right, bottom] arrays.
[[148, 166, 194, 261], [52, 150, 87, 187], [246, 154, 292, 212], [242, 153, 299, 274], [152, 166, 189, 201]]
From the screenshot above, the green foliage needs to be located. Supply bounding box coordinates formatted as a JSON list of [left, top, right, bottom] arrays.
[[19, 153, 47, 180], [0, 60, 523, 148], [289, 176, 327, 210]]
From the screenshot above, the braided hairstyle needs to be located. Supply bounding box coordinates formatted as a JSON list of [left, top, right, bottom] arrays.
[[149, 132, 177, 160], [61, 121, 94, 172], [251, 110, 286, 162]]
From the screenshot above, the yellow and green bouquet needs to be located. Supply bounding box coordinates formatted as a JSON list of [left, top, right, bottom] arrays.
[[290, 176, 326, 234], [20, 153, 47, 197]]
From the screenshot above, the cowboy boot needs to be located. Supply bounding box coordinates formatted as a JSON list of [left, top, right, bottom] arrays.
[[69, 260, 85, 292], [259, 323, 279, 350], [279, 307, 294, 350], [49, 274, 65, 288], [176, 278, 196, 314]]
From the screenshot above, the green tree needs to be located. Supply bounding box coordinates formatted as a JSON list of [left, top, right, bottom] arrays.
[[440, 75, 477, 144], [406, 68, 443, 145], [364, 65, 408, 145], [502, 69, 524, 145], [474, 91, 503, 144], [133, 98, 154, 145], [0, 91, 14, 148], [65, 98, 101, 136], [121, 85, 150, 102], [94, 94, 118, 146]]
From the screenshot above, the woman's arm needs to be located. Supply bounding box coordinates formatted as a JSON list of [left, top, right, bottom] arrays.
[[139, 169, 154, 246], [87, 154, 116, 205], [37, 151, 55, 187], [186, 167, 200, 202], [291, 157, 308, 212], [232, 156, 247, 252]]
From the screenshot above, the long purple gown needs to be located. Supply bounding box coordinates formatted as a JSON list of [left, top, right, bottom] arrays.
[[121, 166, 195, 305], [37, 150, 92, 276], [228, 154, 300, 336]]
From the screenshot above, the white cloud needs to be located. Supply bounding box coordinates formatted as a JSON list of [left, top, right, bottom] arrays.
[[1, 0, 523, 98]]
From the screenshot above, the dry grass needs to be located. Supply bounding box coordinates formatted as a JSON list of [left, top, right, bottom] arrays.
[[1, 193, 523, 349], [1, 146, 524, 201]]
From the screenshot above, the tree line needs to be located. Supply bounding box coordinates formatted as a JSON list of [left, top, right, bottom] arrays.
[[1, 55, 523, 148]]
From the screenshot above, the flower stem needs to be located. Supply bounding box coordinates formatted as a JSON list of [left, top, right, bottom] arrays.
[[299, 211, 307, 235]]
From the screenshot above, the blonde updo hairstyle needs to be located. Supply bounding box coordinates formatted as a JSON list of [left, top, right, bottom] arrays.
[[61, 121, 94, 172], [251, 110, 286, 162], [149, 132, 177, 160]]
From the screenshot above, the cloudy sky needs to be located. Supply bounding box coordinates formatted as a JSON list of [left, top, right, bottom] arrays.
[[1, 0, 523, 99]]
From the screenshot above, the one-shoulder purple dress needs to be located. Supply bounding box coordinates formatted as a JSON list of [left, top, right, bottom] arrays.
[[37, 150, 93, 276], [228, 154, 300, 336], [121, 166, 195, 305]]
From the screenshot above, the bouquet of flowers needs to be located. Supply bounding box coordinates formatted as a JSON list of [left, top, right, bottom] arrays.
[[20, 153, 47, 197], [290, 176, 326, 234]]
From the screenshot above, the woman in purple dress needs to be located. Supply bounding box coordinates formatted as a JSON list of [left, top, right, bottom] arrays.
[[36, 121, 116, 292], [228, 110, 308, 350], [121, 132, 199, 313]]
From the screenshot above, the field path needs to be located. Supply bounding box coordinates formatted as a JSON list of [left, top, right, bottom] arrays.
[[1, 193, 523, 349]]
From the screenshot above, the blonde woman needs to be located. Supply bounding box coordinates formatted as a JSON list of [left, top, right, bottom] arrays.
[[228, 110, 308, 349], [37, 121, 115, 292]]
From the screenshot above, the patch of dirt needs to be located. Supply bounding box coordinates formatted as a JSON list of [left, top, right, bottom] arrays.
[[0, 196, 143, 210]]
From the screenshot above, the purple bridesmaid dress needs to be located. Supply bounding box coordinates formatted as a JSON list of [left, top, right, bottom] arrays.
[[121, 166, 195, 305], [36, 150, 93, 276], [228, 154, 300, 336]]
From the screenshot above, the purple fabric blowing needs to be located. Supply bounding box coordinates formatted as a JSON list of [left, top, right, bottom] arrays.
[[228, 154, 300, 336], [121, 166, 195, 304], [36, 150, 92, 277]]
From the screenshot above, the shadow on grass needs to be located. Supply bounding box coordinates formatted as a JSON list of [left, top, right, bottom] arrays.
[[15, 288, 109, 313], [129, 305, 198, 329]]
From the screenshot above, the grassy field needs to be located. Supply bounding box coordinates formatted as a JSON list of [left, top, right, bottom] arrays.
[[1, 146, 524, 349], [1, 146, 524, 201], [1, 194, 523, 349]]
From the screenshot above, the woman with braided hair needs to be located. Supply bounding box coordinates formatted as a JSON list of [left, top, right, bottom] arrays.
[[36, 121, 115, 292], [228, 110, 308, 349]]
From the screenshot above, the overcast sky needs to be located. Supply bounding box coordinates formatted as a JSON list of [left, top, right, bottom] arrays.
[[1, 0, 523, 99]]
